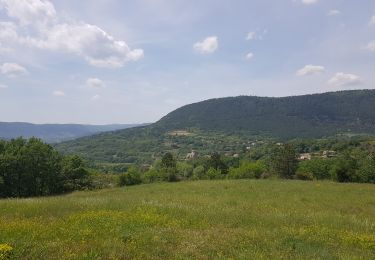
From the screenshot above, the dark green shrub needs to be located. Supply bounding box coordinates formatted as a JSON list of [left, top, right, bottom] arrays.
[[228, 161, 265, 179], [118, 167, 142, 186], [297, 158, 332, 180]]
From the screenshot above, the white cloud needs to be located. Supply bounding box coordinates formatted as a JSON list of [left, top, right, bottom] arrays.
[[328, 10, 341, 16], [86, 78, 105, 89], [370, 15, 375, 26], [246, 30, 267, 41], [0, 84, 8, 89], [301, 0, 318, 5], [53, 90, 65, 97], [0, 63, 28, 77], [0, 0, 144, 68], [328, 73, 362, 87], [365, 41, 375, 52], [245, 52, 254, 60], [194, 36, 218, 54], [246, 32, 256, 41], [0, 0, 56, 26], [296, 65, 325, 76], [91, 94, 100, 101]]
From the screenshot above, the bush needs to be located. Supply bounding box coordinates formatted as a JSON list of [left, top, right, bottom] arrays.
[[206, 167, 222, 180], [297, 158, 332, 180], [159, 168, 179, 182], [118, 167, 142, 187], [142, 168, 160, 183], [228, 161, 265, 179], [330, 156, 357, 183], [192, 165, 206, 180], [295, 171, 314, 181], [177, 162, 194, 179]]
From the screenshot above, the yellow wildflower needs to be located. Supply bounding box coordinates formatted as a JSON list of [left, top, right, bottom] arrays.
[[0, 244, 13, 260]]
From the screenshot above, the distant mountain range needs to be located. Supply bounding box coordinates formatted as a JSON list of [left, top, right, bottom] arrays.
[[56, 90, 375, 164], [0, 122, 148, 143]]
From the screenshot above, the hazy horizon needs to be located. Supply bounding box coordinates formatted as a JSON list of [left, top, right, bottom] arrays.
[[0, 0, 374, 124]]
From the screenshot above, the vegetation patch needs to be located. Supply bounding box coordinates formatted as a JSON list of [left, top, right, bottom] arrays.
[[0, 180, 374, 259]]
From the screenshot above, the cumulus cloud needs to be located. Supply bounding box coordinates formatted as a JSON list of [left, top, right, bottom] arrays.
[[301, 0, 318, 5], [328, 73, 362, 87], [194, 36, 218, 54], [246, 32, 256, 41], [53, 90, 66, 97], [0, 63, 28, 77], [0, 0, 56, 26], [86, 78, 105, 89], [245, 52, 254, 60], [0, 0, 144, 68], [370, 15, 375, 26], [365, 41, 375, 52], [328, 10, 341, 16], [296, 65, 325, 76], [0, 84, 8, 89]]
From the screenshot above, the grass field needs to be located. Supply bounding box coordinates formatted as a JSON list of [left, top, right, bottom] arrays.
[[1, 180, 375, 259]]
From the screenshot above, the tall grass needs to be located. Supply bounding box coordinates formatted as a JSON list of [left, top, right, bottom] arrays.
[[0, 180, 374, 259]]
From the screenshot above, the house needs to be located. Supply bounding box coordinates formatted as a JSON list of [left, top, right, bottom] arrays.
[[186, 150, 198, 160], [299, 153, 312, 160], [322, 150, 336, 158]]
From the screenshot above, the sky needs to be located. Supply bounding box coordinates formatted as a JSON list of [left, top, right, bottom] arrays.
[[0, 0, 374, 124]]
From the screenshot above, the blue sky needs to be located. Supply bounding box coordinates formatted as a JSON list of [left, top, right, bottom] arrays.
[[0, 0, 374, 124]]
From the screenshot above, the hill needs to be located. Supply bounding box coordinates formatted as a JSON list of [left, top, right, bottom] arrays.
[[56, 90, 375, 164], [155, 89, 375, 137], [1, 180, 374, 259], [0, 122, 147, 143]]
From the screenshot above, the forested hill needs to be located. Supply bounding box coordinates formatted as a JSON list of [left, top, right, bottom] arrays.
[[155, 89, 375, 137], [0, 122, 147, 143], [56, 90, 375, 164]]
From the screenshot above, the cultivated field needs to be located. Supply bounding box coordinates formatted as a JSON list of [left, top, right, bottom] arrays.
[[0, 180, 374, 259]]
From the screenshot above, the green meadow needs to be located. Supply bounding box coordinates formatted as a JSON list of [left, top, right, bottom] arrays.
[[1, 180, 374, 259]]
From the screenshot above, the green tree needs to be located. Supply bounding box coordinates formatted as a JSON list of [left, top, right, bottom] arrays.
[[118, 166, 142, 187], [0, 138, 90, 198], [271, 144, 298, 179], [192, 165, 206, 180], [208, 152, 228, 175], [160, 153, 178, 182], [297, 158, 332, 180], [161, 152, 177, 169], [61, 155, 91, 192]]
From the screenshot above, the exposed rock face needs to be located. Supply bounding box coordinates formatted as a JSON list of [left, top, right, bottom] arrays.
[[186, 150, 198, 160]]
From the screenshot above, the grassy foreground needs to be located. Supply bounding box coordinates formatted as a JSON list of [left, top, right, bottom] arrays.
[[0, 180, 374, 259]]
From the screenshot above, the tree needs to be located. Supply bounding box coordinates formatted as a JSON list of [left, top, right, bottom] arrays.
[[118, 166, 142, 187], [61, 155, 91, 192], [208, 152, 228, 175], [160, 152, 178, 182], [161, 152, 177, 169], [297, 158, 332, 180], [271, 144, 298, 179], [0, 138, 91, 198]]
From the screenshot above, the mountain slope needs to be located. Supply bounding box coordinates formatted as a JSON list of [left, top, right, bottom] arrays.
[[56, 90, 375, 163], [155, 90, 375, 137], [0, 122, 147, 143]]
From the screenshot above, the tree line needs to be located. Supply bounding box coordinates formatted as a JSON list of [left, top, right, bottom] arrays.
[[118, 143, 375, 187], [0, 138, 91, 198], [1, 137, 374, 198]]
